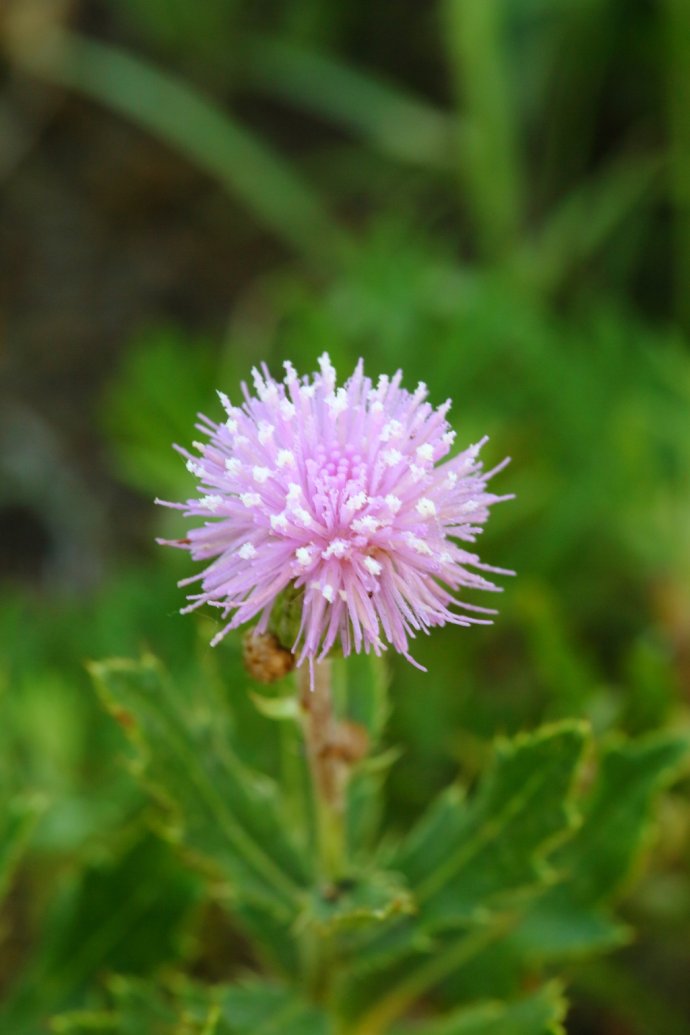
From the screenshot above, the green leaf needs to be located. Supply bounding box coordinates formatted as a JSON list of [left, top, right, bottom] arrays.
[[299, 868, 414, 935], [89, 656, 310, 921], [245, 36, 456, 171], [337, 725, 587, 1023], [213, 977, 332, 1035], [391, 982, 566, 1035], [394, 722, 588, 929], [334, 653, 393, 856], [0, 794, 43, 903], [1, 831, 196, 1034], [53, 976, 193, 1035], [512, 731, 689, 961], [54, 970, 334, 1034]]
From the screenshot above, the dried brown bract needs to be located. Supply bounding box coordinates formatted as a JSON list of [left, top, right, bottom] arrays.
[[242, 630, 295, 684]]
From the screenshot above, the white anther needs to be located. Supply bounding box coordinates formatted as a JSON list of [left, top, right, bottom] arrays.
[[326, 388, 348, 414], [277, 449, 295, 469], [253, 466, 271, 484], [352, 515, 380, 534], [200, 495, 223, 511], [382, 448, 403, 467], [416, 443, 434, 462], [295, 546, 313, 567], [322, 584, 335, 603], [322, 539, 348, 559], [240, 492, 261, 508], [239, 543, 257, 560], [346, 491, 368, 511], [381, 419, 403, 442], [385, 494, 402, 513], [416, 497, 437, 518], [258, 422, 274, 445], [225, 457, 241, 474], [364, 556, 382, 576], [405, 532, 433, 556], [270, 512, 289, 531]]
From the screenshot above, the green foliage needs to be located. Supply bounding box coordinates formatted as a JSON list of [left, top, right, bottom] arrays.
[[391, 983, 566, 1035], [513, 732, 690, 961], [89, 656, 310, 918], [0, 795, 42, 904], [102, 327, 219, 500], [54, 975, 333, 1035], [393, 723, 586, 930]]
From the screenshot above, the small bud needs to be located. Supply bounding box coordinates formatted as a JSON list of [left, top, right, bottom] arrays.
[[243, 630, 295, 684]]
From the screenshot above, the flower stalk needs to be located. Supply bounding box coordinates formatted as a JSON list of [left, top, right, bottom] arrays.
[[297, 659, 347, 882]]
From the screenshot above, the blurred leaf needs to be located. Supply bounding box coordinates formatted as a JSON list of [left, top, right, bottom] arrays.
[[523, 152, 662, 296], [245, 36, 456, 170], [335, 653, 392, 856], [53, 975, 187, 1035], [102, 327, 218, 500], [442, 0, 523, 259], [2, 832, 196, 1034], [214, 976, 331, 1034], [0, 794, 43, 902], [391, 981, 566, 1035], [89, 656, 311, 920], [512, 731, 690, 961], [17, 28, 343, 262], [393, 722, 588, 930], [336, 725, 587, 1026]]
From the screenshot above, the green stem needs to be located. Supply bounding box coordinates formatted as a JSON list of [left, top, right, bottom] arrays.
[[298, 659, 346, 883]]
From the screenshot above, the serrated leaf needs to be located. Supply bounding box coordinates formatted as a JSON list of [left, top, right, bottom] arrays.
[[512, 731, 689, 961], [337, 725, 588, 1022], [391, 982, 566, 1035], [89, 656, 310, 920], [394, 722, 589, 930], [1, 831, 196, 1034]]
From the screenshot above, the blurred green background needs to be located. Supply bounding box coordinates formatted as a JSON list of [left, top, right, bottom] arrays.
[[1, 1, 689, 1032]]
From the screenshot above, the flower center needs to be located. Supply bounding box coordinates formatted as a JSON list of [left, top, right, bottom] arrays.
[[315, 443, 366, 491]]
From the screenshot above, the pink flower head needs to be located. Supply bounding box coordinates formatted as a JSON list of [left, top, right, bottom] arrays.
[[158, 354, 512, 671]]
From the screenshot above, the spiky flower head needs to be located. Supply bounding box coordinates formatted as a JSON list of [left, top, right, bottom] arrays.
[[158, 354, 511, 672]]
